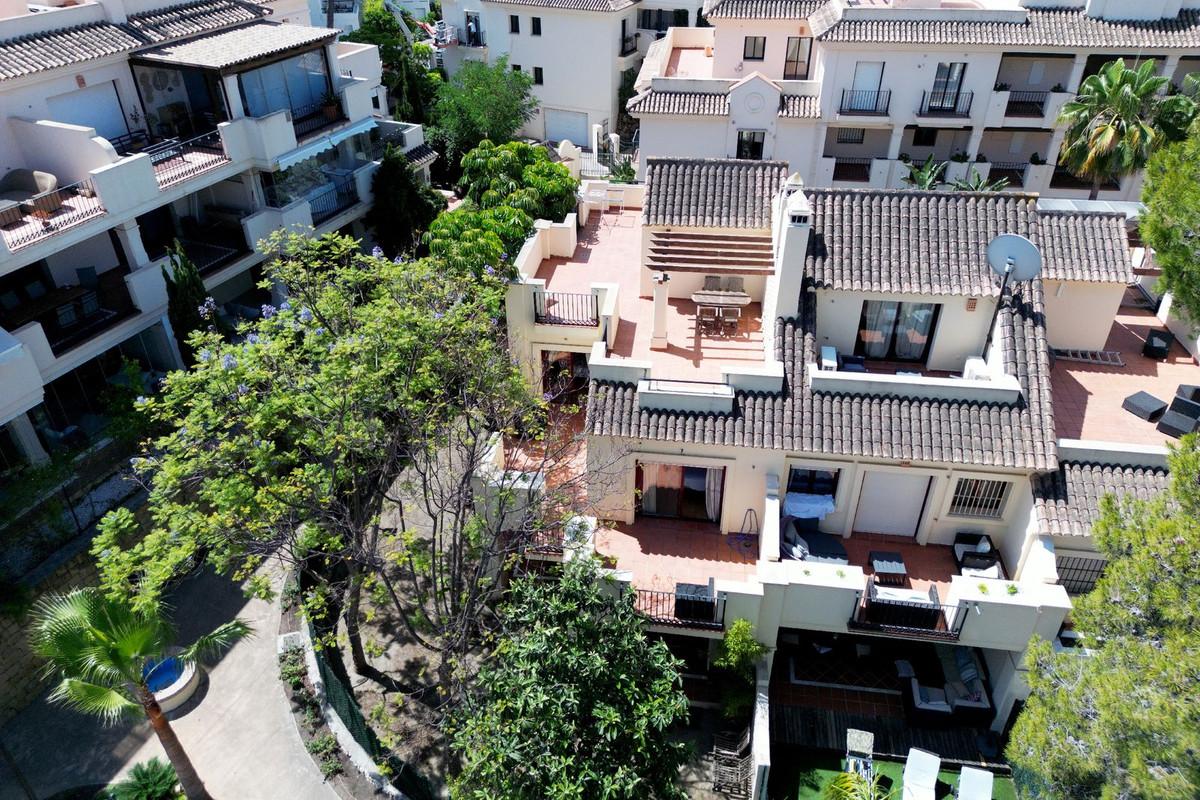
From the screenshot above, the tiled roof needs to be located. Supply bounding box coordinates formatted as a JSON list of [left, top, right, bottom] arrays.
[[587, 278, 1058, 469], [1038, 211, 1132, 283], [804, 190, 1131, 296], [627, 91, 730, 116], [126, 0, 270, 44], [779, 94, 820, 118], [1032, 461, 1169, 536], [134, 20, 339, 70], [482, 0, 637, 11], [0, 23, 142, 81], [643, 158, 788, 229], [819, 8, 1200, 49], [404, 143, 439, 168], [706, 0, 825, 19]]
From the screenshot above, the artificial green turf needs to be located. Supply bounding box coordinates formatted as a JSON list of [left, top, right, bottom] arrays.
[[772, 750, 1017, 800]]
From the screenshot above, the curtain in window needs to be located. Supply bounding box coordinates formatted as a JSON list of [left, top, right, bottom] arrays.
[[239, 52, 329, 118], [893, 303, 936, 360], [859, 301, 897, 358], [641, 462, 659, 515], [705, 467, 724, 522]]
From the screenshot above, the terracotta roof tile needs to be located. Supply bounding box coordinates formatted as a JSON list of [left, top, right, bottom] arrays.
[[1032, 461, 1169, 536], [643, 157, 789, 229]]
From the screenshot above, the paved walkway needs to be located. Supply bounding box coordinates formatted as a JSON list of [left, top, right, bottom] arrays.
[[0, 568, 336, 800]]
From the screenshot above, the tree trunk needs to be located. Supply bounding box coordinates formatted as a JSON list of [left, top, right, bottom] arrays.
[[138, 685, 210, 800], [1089, 178, 1102, 201], [345, 563, 370, 674]]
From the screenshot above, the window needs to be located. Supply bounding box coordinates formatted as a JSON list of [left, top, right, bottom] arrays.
[[533, 67, 544, 85], [743, 36, 765, 61], [238, 50, 332, 118], [856, 300, 941, 362], [638, 462, 725, 521], [736, 130, 765, 160], [511, 64, 521, 72], [639, 8, 681, 31], [930, 62, 967, 107], [532, 16, 541, 35], [787, 467, 839, 496], [948, 478, 1011, 519], [1055, 554, 1106, 595], [783, 36, 811, 80], [911, 127, 937, 147], [509, 14, 519, 33], [836, 127, 865, 144]]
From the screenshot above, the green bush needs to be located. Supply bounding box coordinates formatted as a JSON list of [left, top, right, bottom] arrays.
[[279, 647, 307, 690], [307, 733, 343, 778], [106, 758, 179, 800]]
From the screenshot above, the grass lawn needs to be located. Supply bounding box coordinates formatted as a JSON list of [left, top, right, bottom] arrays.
[[770, 750, 1017, 800]]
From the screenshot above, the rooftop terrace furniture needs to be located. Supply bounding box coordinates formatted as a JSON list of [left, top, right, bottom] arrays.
[[1122, 390, 1167, 422], [869, 550, 907, 586], [1177, 384, 1200, 403], [1169, 393, 1200, 420], [1142, 328, 1174, 359], [1157, 409, 1198, 438], [674, 581, 716, 622], [846, 728, 875, 782], [840, 353, 867, 373], [0, 169, 59, 214], [957, 766, 994, 800], [780, 516, 849, 564], [953, 532, 1002, 579], [902, 748, 941, 800], [936, 644, 990, 713]]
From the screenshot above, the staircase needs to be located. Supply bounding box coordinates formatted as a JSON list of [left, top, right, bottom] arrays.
[[646, 231, 774, 275]]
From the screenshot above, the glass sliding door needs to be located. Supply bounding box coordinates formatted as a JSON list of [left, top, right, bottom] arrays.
[[639, 462, 724, 522], [856, 300, 941, 362], [930, 62, 966, 110]]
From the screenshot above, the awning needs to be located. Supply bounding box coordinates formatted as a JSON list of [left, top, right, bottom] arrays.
[[276, 118, 378, 171]]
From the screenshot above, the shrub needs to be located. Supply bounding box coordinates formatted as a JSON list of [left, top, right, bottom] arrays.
[[107, 758, 179, 800]]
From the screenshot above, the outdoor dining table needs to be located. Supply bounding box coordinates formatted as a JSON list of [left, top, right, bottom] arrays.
[[690, 290, 752, 307]]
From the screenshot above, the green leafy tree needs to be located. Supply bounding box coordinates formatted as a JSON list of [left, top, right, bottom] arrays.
[[347, 0, 437, 122], [1141, 119, 1200, 328], [714, 617, 766, 719], [430, 56, 536, 170], [422, 204, 533, 276], [161, 244, 207, 365], [366, 145, 447, 257], [902, 156, 946, 190], [459, 140, 578, 221], [30, 588, 250, 800], [823, 772, 893, 800], [451, 556, 690, 799], [108, 758, 180, 800], [1007, 436, 1200, 799], [951, 168, 1009, 192], [1058, 58, 1197, 199]]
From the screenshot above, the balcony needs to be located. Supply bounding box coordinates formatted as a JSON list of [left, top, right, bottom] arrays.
[[1, 267, 136, 358], [988, 161, 1028, 188], [840, 89, 891, 116], [144, 131, 230, 190], [1050, 166, 1119, 193], [918, 90, 973, 118], [534, 290, 599, 326], [0, 177, 105, 252], [1003, 90, 1047, 117], [290, 99, 347, 141], [848, 576, 966, 642], [309, 176, 360, 224], [832, 157, 873, 182], [620, 33, 639, 57], [633, 587, 726, 631]]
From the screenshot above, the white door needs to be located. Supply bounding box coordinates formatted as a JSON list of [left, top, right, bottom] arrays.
[[46, 81, 128, 141], [544, 108, 589, 146], [853, 471, 931, 537]]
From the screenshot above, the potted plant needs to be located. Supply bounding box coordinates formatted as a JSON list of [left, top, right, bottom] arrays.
[[1030, 152, 1045, 165], [1051, 82, 1066, 93], [950, 151, 969, 163], [320, 91, 340, 121], [899, 152, 911, 163], [976, 152, 987, 162], [994, 81, 1010, 92]]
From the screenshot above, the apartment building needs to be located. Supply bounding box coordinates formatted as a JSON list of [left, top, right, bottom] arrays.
[[0, 0, 435, 477], [500, 158, 1188, 793], [628, 0, 1200, 199], [432, 0, 697, 144]]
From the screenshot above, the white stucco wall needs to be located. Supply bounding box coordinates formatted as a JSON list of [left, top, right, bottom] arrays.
[[1042, 279, 1126, 351]]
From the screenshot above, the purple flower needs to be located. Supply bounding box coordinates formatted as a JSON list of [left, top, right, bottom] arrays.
[[484, 265, 495, 276], [372, 245, 385, 258], [260, 304, 277, 319], [246, 333, 260, 345], [237, 383, 249, 395], [279, 301, 291, 311], [393, 256, 405, 264], [134, 395, 148, 407], [314, 327, 326, 336], [221, 354, 237, 370], [500, 252, 509, 261], [542, 392, 554, 401], [298, 307, 314, 323], [433, 311, 444, 320], [197, 296, 218, 320], [199, 349, 214, 362]]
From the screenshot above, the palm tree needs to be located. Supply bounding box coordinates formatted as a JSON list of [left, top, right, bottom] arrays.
[[1057, 58, 1197, 199], [902, 155, 947, 190], [952, 168, 1010, 192], [823, 771, 894, 800], [29, 588, 251, 800]]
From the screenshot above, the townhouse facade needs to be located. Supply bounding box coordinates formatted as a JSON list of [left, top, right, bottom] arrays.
[[501, 158, 1185, 793], [629, 0, 1200, 200], [0, 0, 436, 478], [432, 0, 699, 145]]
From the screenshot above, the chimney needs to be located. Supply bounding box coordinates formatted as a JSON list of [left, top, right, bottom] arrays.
[[774, 174, 811, 318]]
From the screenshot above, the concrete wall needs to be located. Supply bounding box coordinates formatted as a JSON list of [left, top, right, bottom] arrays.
[[1042, 279, 1125, 351], [711, 18, 815, 81]]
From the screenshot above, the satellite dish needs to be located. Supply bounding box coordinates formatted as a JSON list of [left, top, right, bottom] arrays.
[[987, 234, 1042, 283]]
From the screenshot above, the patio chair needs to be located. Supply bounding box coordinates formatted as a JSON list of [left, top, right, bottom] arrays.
[[1142, 328, 1174, 360], [698, 305, 719, 334], [79, 290, 100, 318], [720, 306, 741, 336], [55, 303, 78, 328], [846, 728, 875, 782], [902, 748, 941, 800], [956, 766, 994, 800], [723, 276, 745, 293], [703, 275, 722, 291], [76, 266, 99, 289], [0, 290, 18, 311]]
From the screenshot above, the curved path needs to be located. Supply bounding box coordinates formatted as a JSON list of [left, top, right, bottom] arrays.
[[0, 568, 337, 800]]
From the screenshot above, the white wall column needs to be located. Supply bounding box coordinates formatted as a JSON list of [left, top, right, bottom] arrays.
[[886, 125, 905, 160], [967, 126, 985, 160], [222, 74, 246, 120], [157, 316, 186, 371], [1066, 53, 1088, 93], [113, 220, 150, 268], [650, 272, 670, 350], [1162, 54, 1182, 90], [7, 412, 49, 465]]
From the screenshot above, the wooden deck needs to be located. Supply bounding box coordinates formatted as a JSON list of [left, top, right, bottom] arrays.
[[770, 705, 1010, 772]]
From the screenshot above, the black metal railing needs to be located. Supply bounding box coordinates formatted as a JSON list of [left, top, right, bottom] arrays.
[[1004, 90, 1048, 117], [634, 588, 726, 630], [528, 527, 566, 553], [919, 90, 974, 117], [147, 130, 228, 189], [310, 177, 360, 224], [832, 157, 873, 182], [620, 33, 639, 56], [290, 98, 346, 140], [1050, 166, 1120, 191], [371, 127, 409, 159], [0, 177, 106, 251], [990, 161, 1028, 188], [1056, 555, 1106, 595], [847, 579, 965, 641], [534, 291, 599, 326], [840, 89, 891, 115], [321, 0, 356, 11]]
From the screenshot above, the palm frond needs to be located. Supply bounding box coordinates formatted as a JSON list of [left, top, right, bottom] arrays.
[[49, 678, 140, 726], [177, 619, 253, 666]]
